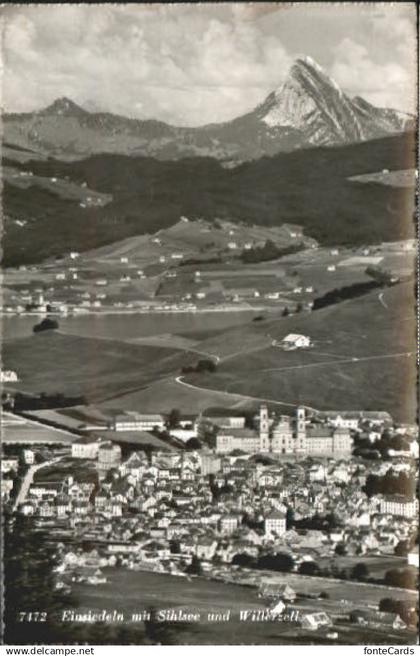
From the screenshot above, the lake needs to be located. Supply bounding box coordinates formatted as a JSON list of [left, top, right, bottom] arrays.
[[2, 311, 259, 342]]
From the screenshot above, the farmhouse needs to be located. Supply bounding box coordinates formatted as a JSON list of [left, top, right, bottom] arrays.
[[0, 370, 19, 382], [301, 612, 332, 631], [281, 223, 303, 239], [350, 609, 406, 630], [282, 334, 311, 350], [259, 583, 296, 602]]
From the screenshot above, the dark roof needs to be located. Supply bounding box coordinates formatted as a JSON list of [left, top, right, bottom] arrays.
[[74, 435, 101, 444], [219, 428, 258, 439], [265, 510, 286, 520]]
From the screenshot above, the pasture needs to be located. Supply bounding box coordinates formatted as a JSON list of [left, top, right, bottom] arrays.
[[187, 282, 417, 421], [2, 331, 189, 402]]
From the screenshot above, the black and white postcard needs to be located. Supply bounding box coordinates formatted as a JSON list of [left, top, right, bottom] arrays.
[[1, 2, 418, 648]]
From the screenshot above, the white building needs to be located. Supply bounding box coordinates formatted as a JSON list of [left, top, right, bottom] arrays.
[[407, 547, 419, 568], [264, 510, 286, 537], [219, 515, 240, 535], [204, 416, 246, 429], [97, 442, 122, 476], [0, 370, 19, 382], [216, 406, 352, 457], [1, 458, 19, 473], [379, 496, 418, 519], [326, 414, 360, 430], [113, 412, 165, 432], [23, 449, 35, 465], [409, 440, 419, 458], [282, 334, 311, 350], [72, 436, 101, 459]]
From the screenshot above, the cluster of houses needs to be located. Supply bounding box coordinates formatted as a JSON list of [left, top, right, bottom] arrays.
[[11, 441, 417, 572], [3, 415, 417, 639]]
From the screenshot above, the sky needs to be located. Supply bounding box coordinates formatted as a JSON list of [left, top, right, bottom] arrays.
[[1, 3, 417, 126]]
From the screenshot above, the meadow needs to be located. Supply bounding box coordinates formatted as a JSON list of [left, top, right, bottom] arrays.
[[2, 331, 190, 402], [72, 568, 416, 645], [186, 282, 417, 421]]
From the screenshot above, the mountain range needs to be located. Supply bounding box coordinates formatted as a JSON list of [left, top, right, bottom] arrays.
[[3, 57, 413, 164]]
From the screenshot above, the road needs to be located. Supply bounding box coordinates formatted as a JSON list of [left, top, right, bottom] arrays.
[[13, 457, 62, 510], [59, 328, 221, 363], [174, 375, 317, 411], [261, 351, 414, 374], [378, 292, 389, 309]]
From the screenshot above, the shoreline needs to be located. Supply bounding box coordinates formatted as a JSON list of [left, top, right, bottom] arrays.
[[1, 305, 276, 318]]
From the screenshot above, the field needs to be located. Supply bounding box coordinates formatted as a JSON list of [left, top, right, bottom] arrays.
[[72, 568, 417, 645], [3, 165, 112, 206], [2, 331, 191, 402], [3, 276, 415, 422], [316, 555, 408, 581], [99, 377, 260, 414], [184, 282, 417, 422], [2, 412, 77, 444]]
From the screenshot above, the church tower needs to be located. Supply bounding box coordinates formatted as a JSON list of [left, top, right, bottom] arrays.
[[259, 404, 270, 452], [295, 406, 306, 454]]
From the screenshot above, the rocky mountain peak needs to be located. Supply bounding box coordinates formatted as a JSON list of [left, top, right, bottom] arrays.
[[40, 97, 88, 117]]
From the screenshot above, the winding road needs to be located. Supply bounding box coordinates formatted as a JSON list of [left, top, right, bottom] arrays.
[[13, 457, 62, 511], [174, 375, 318, 411], [260, 351, 414, 374]]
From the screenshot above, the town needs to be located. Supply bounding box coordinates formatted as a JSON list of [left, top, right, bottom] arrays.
[[2, 401, 418, 642], [1, 3, 417, 646]]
